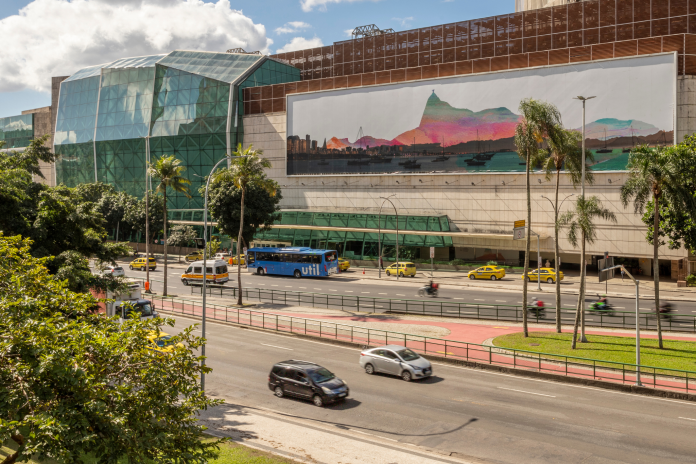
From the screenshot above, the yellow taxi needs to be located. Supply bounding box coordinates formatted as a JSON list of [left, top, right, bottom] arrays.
[[522, 268, 564, 284], [147, 331, 184, 354], [185, 251, 204, 262], [338, 258, 351, 271], [180, 260, 229, 286], [229, 254, 245, 265], [467, 266, 506, 281], [129, 257, 157, 271], [385, 262, 417, 277]]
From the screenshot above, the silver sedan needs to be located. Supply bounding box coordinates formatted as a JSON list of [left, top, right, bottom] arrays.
[[359, 345, 432, 382]]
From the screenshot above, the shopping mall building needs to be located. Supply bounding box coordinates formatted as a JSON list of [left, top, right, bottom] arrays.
[[3, 0, 696, 279]]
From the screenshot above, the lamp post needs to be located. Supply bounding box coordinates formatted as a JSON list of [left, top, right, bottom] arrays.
[[378, 195, 399, 280], [199, 156, 234, 391], [139, 136, 152, 292], [574, 95, 595, 343]]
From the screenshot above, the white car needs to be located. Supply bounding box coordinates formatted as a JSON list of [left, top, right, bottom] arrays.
[[103, 265, 125, 277], [359, 345, 432, 382], [214, 253, 229, 261]]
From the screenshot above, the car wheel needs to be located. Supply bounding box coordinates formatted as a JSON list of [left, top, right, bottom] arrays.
[[364, 363, 375, 375], [469, 274, 476, 280], [129, 265, 133, 270], [410, 274, 415, 278], [399, 272, 404, 277], [526, 277, 531, 282], [547, 277, 554, 283], [386, 271, 391, 276], [401, 370, 412, 382], [312, 395, 324, 407], [182, 279, 189, 286], [491, 275, 497, 281], [294, 269, 302, 279], [274, 386, 284, 398]]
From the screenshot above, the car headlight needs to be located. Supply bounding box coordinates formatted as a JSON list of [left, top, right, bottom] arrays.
[[321, 386, 332, 394]]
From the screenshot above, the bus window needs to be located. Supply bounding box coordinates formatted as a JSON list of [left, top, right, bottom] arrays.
[[311, 255, 321, 264], [324, 251, 337, 262], [206, 267, 213, 274], [193, 266, 202, 274], [247, 253, 255, 264]]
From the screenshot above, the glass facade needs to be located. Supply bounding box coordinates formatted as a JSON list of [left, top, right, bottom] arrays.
[[53, 51, 300, 215], [0, 114, 33, 149]]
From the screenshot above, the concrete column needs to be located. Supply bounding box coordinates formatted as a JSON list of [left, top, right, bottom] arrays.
[[639, 258, 652, 277]]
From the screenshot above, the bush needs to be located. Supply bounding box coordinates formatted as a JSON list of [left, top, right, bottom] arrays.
[[687, 274, 696, 287]]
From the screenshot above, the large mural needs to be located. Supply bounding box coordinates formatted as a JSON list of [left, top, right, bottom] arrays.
[[286, 53, 676, 175]]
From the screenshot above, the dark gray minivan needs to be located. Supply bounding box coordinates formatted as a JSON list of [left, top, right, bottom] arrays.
[[268, 360, 349, 407]]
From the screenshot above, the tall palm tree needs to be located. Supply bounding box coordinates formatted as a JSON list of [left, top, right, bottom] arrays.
[[148, 156, 191, 297], [559, 196, 616, 349], [620, 145, 696, 349], [214, 144, 275, 306], [541, 128, 591, 333], [514, 99, 562, 337]]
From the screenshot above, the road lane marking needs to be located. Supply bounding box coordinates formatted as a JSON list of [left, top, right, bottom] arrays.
[[261, 343, 293, 350], [436, 351, 455, 355], [379, 293, 388, 295], [496, 300, 507, 302], [396, 294, 405, 296], [314, 288, 322, 290], [329, 289, 338, 291], [345, 291, 354, 293], [497, 387, 556, 398], [679, 417, 696, 421], [475, 299, 485, 301]]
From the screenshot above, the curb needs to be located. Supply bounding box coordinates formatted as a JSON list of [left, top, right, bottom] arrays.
[[161, 309, 696, 403]]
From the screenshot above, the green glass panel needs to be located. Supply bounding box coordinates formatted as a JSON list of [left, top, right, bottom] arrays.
[[424, 236, 445, 246], [404, 234, 425, 246], [346, 232, 364, 241], [0, 113, 33, 148], [280, 212, 297, 225], [296, 212, 313, 225], [277, 229, 296, 241], [407, 216, 428, 231], [55, 142, 95, 187], [327, 231, 346, 241], [330, 213, 349, 227], [348, 214, 367, 229], [365, 215, 381, 229], [314, 213, 331, 227], [427, 217, 442, 232], [439, 217, 450, 232]]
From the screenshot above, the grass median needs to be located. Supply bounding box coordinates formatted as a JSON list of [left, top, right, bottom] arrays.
[[492, 332, 696, 373], [2, 437, 301, 464]]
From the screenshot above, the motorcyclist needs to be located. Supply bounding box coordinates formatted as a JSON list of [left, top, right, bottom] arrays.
[[595, 295, 609, 311], [427, 280, 438, 296], [528, 297, 544, 312]]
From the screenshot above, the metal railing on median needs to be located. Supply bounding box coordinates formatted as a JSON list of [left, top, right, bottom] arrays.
[[151, 294, 696, 395], [190, 284, 696, 334]]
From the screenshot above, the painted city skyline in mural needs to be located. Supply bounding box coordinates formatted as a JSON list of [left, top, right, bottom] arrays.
[[287, 54, 675, 175]]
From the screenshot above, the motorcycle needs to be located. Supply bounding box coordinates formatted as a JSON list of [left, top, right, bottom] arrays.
[[527, 299, 545, 315], [589, 295, 615, 316], [418, 283, 439, 298], [650, 303, 674, 322]]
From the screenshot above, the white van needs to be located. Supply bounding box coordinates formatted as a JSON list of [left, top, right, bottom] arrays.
[[180, 260, 230, 286]]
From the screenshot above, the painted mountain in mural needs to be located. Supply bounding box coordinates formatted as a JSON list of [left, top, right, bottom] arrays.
[[581, 118, 660, 140], [393, 91, 521, 145]]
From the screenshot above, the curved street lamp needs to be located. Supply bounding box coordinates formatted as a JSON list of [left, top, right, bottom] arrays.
[[378, 195, 399, 280]]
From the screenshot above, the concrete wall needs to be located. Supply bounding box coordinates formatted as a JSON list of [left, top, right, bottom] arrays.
[[22, 106, 54, 186], [242, 110, 689, 262]]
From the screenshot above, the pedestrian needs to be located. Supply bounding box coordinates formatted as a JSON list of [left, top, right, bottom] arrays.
[[620, 268, 625, 281], [545, 259, 551, 268]]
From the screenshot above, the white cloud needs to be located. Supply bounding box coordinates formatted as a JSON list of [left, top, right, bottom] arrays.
[[300, 0, 382, 13], [0, 0, 273, 93], [393, 16, 414, 28], [344, 29, 355, 37], [276, 37, 324, 54], [275, 21, 312, 35]]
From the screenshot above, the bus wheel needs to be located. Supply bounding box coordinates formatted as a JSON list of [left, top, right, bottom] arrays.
[[257, 268, 265, 276], [294, 270, 302, 279]]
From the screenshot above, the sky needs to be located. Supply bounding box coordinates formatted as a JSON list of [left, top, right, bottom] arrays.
[[0, 0, 513, 118]]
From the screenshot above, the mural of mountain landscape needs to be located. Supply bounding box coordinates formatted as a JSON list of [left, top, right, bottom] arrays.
[[288, 92, 673, 175]]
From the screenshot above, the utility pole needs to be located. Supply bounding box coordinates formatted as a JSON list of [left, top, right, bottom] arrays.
[[140, 135, 152, 292]]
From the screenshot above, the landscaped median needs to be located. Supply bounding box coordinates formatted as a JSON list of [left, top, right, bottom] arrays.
[[492, 332, 696, 373]]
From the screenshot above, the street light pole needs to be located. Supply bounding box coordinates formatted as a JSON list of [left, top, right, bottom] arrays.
[[574, 95, 595, 343], [602, 264, 642, 386], [379, 196, 399, 280], [200, 156, 233, 392], [140, 136, 152, 292]]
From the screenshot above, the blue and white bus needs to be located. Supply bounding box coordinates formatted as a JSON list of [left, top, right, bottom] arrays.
[[247, 247, 339, 278]]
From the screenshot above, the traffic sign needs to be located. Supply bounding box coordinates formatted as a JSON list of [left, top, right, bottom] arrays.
[[514, 220, 526, 229], [430, 247, 435, 259], [598, 257, 615, 282], [513, 227, 525, 240]]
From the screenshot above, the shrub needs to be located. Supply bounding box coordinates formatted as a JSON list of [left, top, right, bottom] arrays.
[[687, 274, 696, 287]]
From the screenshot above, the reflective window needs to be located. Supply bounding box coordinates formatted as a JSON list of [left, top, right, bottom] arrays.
[[0, 114, 33, 149]]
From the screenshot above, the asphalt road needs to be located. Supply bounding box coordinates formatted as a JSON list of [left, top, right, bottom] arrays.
[[168, 313, 696, 464], [119, 263, 696, 321]]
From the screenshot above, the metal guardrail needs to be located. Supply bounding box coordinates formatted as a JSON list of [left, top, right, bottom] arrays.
[[151, 294, 696, 395], [190, 284, 696, 333]]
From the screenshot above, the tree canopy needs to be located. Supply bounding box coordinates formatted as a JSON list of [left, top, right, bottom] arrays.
[[0, 234, 223, 463]]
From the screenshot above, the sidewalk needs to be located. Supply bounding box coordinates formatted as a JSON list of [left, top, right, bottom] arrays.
[[199, 403, 475, 464]]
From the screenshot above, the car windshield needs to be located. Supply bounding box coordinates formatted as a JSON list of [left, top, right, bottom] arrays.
[[307, 367, 335, 383], [397, 348, 420, 361], [155, 335, 175, 348]]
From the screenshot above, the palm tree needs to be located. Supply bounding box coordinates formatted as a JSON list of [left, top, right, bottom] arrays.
[[214, 144, 275, 306], [514, 99, 562, 337], [148, 156, 191, 297], [559, 196, 616, 349], [620, 145, 696, 349], [541, 127, 591, 333]]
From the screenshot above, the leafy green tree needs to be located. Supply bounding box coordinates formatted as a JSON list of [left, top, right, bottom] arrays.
[[541, 127, 593, 333], [620, 143, 696, 349], [0, 135, 55, 180], [125, 192, 168, 250], [559, 197, 617, 349], [75, 181, 116, 204], [212, 145, 278, 306], [168, 224, 198, 262], [515, 98, 562, 337], [207, 181, 282, 249], [0, 234, 223, 464], [148, 156, 192, 297]]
